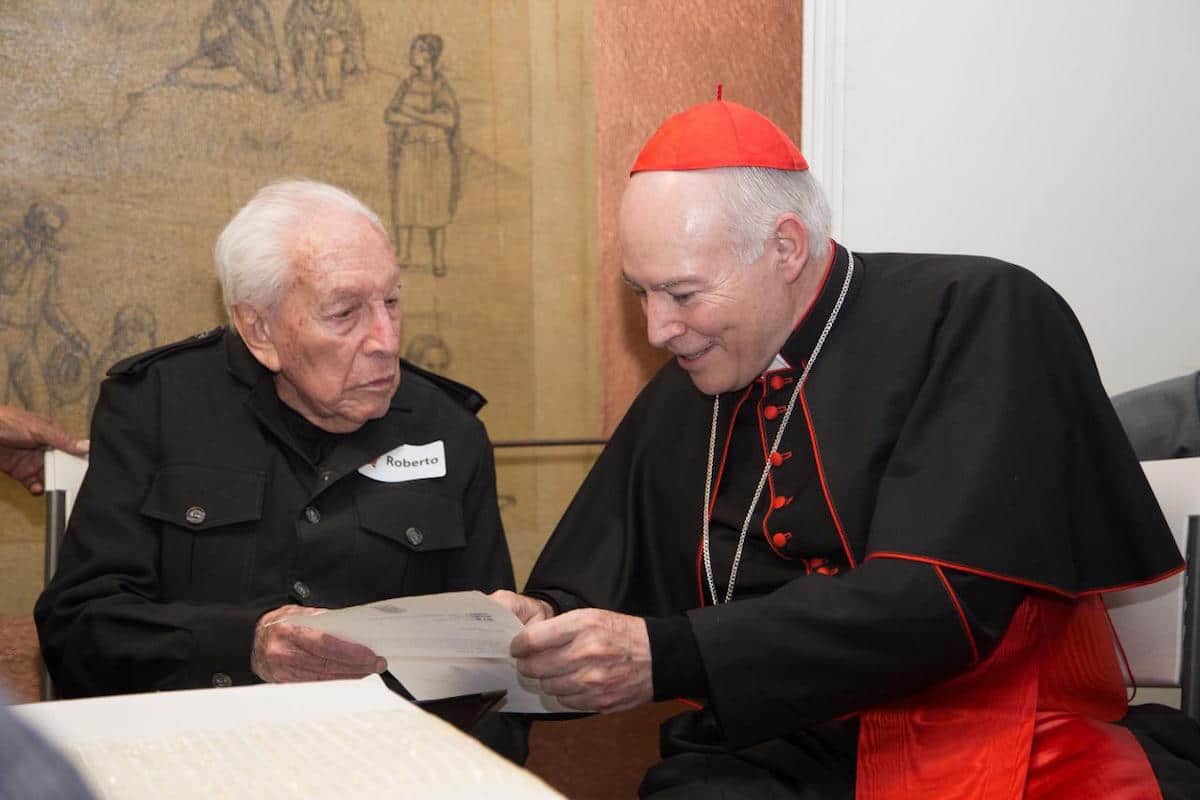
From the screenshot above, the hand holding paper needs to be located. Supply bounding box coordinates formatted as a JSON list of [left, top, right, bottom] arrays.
[[510, 608, 654, 713], [253, 604, 387, 683], [282, 591, 573, 713]]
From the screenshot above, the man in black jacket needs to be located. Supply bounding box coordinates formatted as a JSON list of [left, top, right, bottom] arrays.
[[35, 180, 520, 754]]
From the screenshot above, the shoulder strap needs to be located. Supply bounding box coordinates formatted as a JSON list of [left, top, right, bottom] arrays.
[[107, 326, 226, 377], [400, 358, 486, 414]]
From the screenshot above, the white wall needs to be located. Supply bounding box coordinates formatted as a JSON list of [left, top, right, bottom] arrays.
[[804, 0, 1200, 393]]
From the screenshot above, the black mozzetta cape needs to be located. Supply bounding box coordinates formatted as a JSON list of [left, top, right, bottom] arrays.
[[525, 244, 1182, 751]]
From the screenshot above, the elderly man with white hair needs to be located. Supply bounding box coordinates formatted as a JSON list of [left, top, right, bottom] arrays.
[[35, 179, 523, 757]]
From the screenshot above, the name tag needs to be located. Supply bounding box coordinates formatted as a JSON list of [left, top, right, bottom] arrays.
[[358, 441, 447, 483]]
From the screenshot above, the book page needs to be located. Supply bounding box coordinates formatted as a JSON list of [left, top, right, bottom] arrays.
[[14, 676, 562, 799]]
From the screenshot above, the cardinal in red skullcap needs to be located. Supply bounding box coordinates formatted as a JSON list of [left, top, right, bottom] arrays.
[[497, 92, 1188, 799]]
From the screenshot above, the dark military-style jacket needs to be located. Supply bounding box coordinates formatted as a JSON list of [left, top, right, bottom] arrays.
[[35, 327, 515, 697]]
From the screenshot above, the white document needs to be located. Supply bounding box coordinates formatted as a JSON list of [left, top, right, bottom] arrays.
[[14, 676, 563, 800], [284, 590, 572, 713], [357, 440, 447, 482]]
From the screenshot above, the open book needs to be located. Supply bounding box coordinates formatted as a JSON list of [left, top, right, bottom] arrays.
[[14, 675, 562, 799], [281, 590, 573, 713]]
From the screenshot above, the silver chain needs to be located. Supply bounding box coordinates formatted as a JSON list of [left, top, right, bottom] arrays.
[[701, 253, 855, 605]]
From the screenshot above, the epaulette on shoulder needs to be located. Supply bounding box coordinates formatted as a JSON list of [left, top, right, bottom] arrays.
[[107, 326, 226, 377], [401, 358, 487, 415]]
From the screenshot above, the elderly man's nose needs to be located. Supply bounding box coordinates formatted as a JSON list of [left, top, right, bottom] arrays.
[[645, 296, 684, 349], [365, 304, 401, 355]]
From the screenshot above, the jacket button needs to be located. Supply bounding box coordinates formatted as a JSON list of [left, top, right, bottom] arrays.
[[763, 405, 779, 421], [405, 527, 424, 547], [304, 506, 321, 524], [185, 506, 207, 525], [292, 580, 311, 600], [319, 470, 333, 483], [212, 672, 232, 688]]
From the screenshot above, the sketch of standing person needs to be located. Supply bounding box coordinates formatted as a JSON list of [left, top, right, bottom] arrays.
[[385, 34, 461, 277], [169, 0, 283, 93], [0, 204, 90, 412], [285, 0, 367, 102]]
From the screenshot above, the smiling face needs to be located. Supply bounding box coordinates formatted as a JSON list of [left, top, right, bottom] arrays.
[[619, 171, 809, 396], [236, 208, 403, 433]]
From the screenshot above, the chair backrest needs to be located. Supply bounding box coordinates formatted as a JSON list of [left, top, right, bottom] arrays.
[[40, 449, 88, 702], [42, 449, 88, 585], [1104, 457, 1200, 705]]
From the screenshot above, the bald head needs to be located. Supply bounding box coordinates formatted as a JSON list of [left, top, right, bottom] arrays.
[[620, 171, 732, 272], [618, 170, 827, 395]]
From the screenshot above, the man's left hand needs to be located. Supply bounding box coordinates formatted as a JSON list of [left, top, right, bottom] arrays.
[[510, 608, 653, 713]]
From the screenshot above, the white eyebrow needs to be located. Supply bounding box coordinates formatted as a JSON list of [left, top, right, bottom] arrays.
[[621, 274, 695, 292]]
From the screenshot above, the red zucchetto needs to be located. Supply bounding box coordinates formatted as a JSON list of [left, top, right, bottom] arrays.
[[630, 92, 808, 175]]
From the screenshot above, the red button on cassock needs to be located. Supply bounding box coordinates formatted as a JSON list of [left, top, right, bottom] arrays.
[[771, 532, 790, 548], [772, 496, 788, 509], [770, 375, 785, 391], [770, 452, 784, 467], [763, 405, 779, 421]]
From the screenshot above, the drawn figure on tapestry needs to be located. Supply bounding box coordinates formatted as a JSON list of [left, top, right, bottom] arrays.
[[170, 0, 284, 93], [285, 0, 367, 102], [404, 332, 451, 372], [89, 305, 158, 411], [385, 33, 461, 276], [0, 204, 90, 412]]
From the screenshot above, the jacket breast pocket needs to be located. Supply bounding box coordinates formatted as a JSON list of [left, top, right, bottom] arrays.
[[355, 486, 465, 595], [140, 464, 265, 600]]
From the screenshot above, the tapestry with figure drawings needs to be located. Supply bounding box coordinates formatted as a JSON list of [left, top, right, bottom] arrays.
[[0, 0, 599, 614]]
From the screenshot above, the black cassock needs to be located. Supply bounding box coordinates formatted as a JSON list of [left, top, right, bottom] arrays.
[[526, 244, 1187, 797]]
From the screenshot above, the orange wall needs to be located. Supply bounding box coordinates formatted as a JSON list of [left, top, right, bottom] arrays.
[[594, 1, 805, 430]]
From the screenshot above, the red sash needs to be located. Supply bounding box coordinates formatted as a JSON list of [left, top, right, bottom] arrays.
[[857, 595, 1161, 799]]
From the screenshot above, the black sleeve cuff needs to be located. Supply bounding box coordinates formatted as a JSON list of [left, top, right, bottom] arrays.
[[523, 589, 576, 615], [646, 614, 709, 701]]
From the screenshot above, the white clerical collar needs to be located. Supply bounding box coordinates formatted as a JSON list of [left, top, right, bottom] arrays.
[[764, 353, 792, 374]]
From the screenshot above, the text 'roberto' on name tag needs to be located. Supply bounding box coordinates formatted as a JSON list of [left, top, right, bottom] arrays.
[[358, 441, 447, 483]]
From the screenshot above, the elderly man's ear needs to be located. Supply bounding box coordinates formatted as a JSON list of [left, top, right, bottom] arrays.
[[232, 304, 282, 372], [772, 213, 812, 284]]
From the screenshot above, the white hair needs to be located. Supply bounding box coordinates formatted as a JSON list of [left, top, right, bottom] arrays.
[[214, 179, 388, 318], [714, 167, 833, 268]]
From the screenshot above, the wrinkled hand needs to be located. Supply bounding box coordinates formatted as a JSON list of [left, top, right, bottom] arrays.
[[510, 609, 653, 713], [251, 605, 387, 683], [488, 589, 554, 625], [0, 406, 88, 495]]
